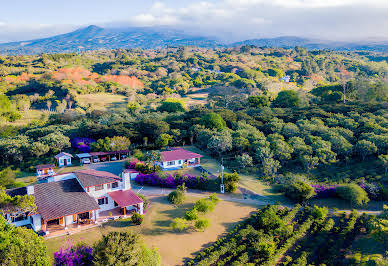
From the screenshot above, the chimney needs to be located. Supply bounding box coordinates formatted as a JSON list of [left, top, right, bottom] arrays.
[[27, 185, 34, 195], [122, 170, 131, 190]]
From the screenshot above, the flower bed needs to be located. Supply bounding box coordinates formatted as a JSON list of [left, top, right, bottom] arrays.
[[135, 173, 209, 189]]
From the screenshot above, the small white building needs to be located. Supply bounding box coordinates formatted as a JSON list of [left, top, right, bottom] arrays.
[[158, 148, 203, 170], [55, 152, 73, 167]]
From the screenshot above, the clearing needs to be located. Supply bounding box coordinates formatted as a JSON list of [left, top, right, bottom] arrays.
[[45, 195, 258, 266], [76, 93, 128, 110]]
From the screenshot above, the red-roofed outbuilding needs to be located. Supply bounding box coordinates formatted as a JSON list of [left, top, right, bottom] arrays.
[[159, 148, 203, 170]]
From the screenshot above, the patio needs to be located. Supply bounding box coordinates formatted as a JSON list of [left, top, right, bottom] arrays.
[[45, 222, 98, 239]]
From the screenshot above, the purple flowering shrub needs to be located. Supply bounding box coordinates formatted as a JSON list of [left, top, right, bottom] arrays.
[[311, 184, 337, 198], [71, 137, 96, 153], [135, 173, 208, 189], [54, 242, 93, 266]]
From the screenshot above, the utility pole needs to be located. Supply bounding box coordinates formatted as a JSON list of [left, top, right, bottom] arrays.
[[220, 157, 224, 194]]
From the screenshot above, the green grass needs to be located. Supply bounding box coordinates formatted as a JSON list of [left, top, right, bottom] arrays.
[[76, 93, 128, 111], [5, 109, 46, 126]]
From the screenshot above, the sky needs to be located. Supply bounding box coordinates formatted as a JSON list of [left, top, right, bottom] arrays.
[[1, 0, 388, 43]]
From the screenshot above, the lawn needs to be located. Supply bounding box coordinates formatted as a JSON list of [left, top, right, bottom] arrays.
[[76, 93, 128, 110], [6, 109, 46, 126], [45, 195, 258, 266]]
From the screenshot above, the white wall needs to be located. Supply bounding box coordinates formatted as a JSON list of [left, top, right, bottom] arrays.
[[30, 214, 42, 231], [48, 173, 76, 183], [58, 156, 72, 167], [86, 182, 122, 214], [162, 159, 183, 169]]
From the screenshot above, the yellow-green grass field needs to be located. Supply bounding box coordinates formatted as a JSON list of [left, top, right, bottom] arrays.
[[5, 109, 46, 126], [76, 93, 128, 110], [45, 195, 258, 266]]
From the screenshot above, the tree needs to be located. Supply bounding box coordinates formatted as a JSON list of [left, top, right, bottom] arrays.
[[301, 155, 319, 173], [236, 153, 253, 168], [39, 132, 70, 153], [336, 184, 370, 207], [378, 154, 388, 174], [207, 131, 232, 160], [355, 140, 377, 161], [158, 98, 186, 112], [0, 216, 50, 265], [155, 133, 173, 148], [143, 150, 161, 171], [138, 119, 170, 140], [110, 136, 131, 151], [30, 142, 50, 157], [93, 231, 160, 266], [201, 113, 226, 130], [273, 90, 300, 108], [0, 188, 36, 224], [248, 95, 269, 107], [0, 168, 17, 188]]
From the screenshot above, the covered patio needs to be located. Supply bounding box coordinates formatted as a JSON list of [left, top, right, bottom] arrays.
[[108, 190, 144, 216]]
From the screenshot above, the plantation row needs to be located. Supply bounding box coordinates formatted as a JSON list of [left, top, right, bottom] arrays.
[[186, 205, 371, 266]]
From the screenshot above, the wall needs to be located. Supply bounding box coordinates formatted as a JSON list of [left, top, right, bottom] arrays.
[[86, 182, 123, 214]]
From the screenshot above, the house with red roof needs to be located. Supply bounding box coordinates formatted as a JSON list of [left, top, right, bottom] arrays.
[[158, 148, 203, 170], [4, 169, 143, 235]]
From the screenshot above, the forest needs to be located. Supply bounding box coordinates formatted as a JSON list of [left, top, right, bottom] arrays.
[[0, 45, 387, 265]]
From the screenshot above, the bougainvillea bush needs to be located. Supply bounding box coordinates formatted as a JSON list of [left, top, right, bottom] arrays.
[[135, 173, 209, 189], [71, 137, 95, 153], [54, 243, 93, 266], [311, 184, 337, 199]]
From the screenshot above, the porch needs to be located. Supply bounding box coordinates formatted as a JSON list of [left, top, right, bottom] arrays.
[[44, 222, 98, 239]]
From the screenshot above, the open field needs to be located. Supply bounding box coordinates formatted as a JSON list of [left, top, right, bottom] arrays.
[[5, 109, 46, 126], [45, 195, 258, 266], [183, 92, 208, 107], [76, 93, 128, 110]]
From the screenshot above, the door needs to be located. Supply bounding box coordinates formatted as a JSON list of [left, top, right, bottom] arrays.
[[64, 159, 67, 166], [59, 217, 64, 225]]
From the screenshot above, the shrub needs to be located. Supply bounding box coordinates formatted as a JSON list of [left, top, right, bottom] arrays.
[[336, 183, 370, 206], [131, 213, 144, 225], [136, 193, 149, 209], [194, 198, 216, 213], [278, 180, 315, 202], [195, 218, 210, 231], [171, 218, 187, 232], [185, 209, 199, 221], [132, 149, 143, 160], [167, 190, 185, 205]]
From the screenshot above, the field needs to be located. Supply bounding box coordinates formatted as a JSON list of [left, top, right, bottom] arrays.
[[6, 109, 46, 126], [187, 205, 384, 265], [45, 195, 258, 266], [76, 93, 128, 110]]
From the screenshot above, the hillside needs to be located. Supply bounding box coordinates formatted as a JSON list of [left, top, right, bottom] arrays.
[[0, 25, 222, 54], [2, 25, 388, 54]]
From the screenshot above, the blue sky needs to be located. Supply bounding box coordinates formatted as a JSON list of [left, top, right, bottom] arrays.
[[1, 0, 388, 43]]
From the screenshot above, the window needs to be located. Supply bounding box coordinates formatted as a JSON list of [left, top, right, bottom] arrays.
[[178, 160, 182, 164], [86, 187, 90, 192], [12, 215, 27, 222], [167, 161, 175, 166], [95, 184, 104, 191], [112, 182, 118, 188], [107, 183, 111, 189], [98, 197, 109, 205], [98, 198, 105, 205]]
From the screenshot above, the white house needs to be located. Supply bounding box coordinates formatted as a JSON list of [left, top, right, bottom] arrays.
[[36, 164, 56, 179], [158, 148, 203, 170], [4, 169, 143, 235], [55, 152, 73, 167]]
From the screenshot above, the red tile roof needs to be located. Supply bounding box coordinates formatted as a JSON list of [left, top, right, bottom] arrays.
[[74, 169, 121, 188], [108, 190, 143, 208], [161, 148, 203, 162], [36, 164, 55, 170], [34, 179, 99, 221]]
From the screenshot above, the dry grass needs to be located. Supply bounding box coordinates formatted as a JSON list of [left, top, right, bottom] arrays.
[[76, 93, 128, 110], [5, 109, 45, 126], [45, 195, 258, 266]]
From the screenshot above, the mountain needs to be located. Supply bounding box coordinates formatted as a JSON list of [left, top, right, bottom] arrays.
[[1, 25, 388, 54], [0, 25, 222, 54], [230, 36, 388, 52]]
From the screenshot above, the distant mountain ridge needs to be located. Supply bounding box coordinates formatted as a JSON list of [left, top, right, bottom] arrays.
[[0, 25, 222, 54], [1, 25, 388, 54]]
